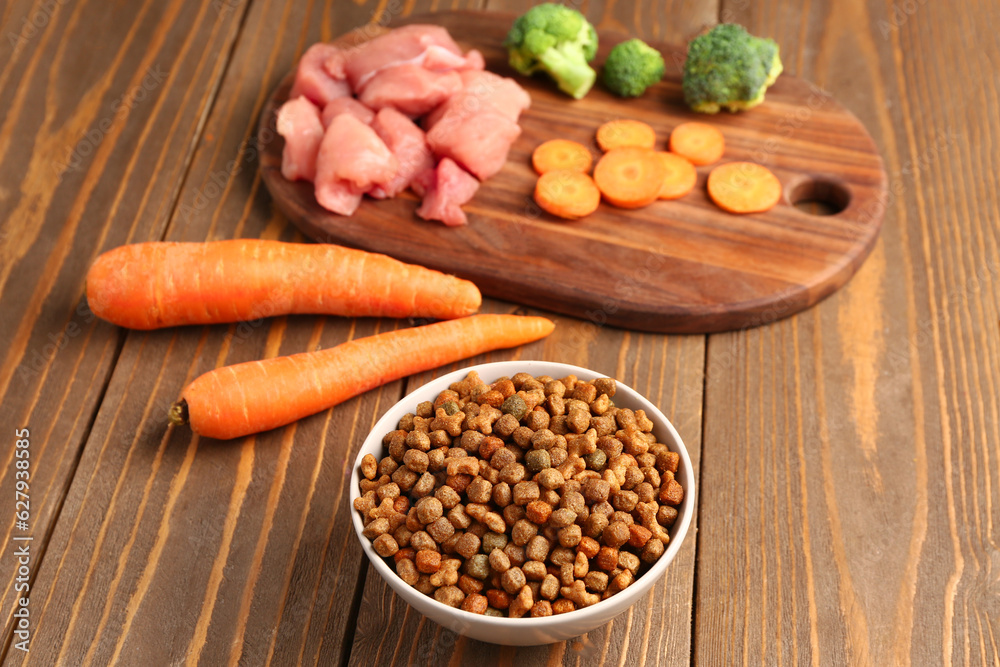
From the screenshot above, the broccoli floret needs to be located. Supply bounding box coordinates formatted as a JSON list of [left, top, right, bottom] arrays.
[[682, 23, 783, 113], [504, 3, 599, 99], [602, 38, 665, 97]]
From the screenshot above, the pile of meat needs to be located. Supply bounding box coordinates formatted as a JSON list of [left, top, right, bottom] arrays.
[[275, 25, 531, 226]]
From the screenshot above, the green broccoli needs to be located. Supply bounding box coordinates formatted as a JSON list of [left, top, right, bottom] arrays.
[[601, 38, 666, 97], [682, 23, 783, 113], [504, 3, 599, 100]]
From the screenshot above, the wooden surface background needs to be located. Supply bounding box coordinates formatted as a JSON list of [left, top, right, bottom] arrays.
[[0, 0, 997, 665]]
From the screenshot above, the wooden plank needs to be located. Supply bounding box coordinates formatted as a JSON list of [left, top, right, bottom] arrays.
[[8, 0, 501, 665], [261, 11, 885, 334], [0, 0, 251, 653], [345, 3, 712, 664], [697, 0, 1000, 664]]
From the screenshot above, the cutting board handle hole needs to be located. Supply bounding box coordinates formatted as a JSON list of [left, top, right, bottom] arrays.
[[790, 179, 851, 216]]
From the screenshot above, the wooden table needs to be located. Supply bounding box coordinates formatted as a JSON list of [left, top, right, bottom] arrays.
[[1, 0, 997, 664]]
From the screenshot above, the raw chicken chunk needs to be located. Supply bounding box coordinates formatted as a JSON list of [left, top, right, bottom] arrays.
[[314, 114, 398, 215], [359, 65, 463, 117], [321, 97, 376, 127], [276, 96, 324, 182], [370, 107, 435, 198], [344, 24, 480, 91], [415, 158, 480, 226], [426, 109, 521, 181], [424, 70, 531, 129], [289, 43, 351, 106]]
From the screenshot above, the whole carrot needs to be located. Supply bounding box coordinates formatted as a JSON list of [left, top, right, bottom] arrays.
[[169, 314, 555, 440], [85, 240, 482, 329]]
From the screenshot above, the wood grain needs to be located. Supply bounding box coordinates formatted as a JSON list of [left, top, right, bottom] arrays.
[[696, 0, 1000, 665], [0, 0, 251, 650], [259, 10, 886, 334]]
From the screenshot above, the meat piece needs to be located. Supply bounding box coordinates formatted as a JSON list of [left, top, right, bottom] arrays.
[[314, 114, 398, 215], [289, 43, 351, 106], [424, 70, 531, 129], [276, 96, 324, 182], [314, 178, 363, 216], [423, 70, 530, 180], [321, 97, 376, 127], [370, 107, 435, 198], [415, 158, 480, 226], [358, 65, 463, 117], [426, 109, 521, 180], [344, 24, 478, 91]]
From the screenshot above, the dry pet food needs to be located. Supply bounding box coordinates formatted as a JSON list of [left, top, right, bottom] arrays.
[[355, 371, 685, 617]]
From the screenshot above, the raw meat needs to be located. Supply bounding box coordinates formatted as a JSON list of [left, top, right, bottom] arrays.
[[344, 24, 479, 91], [370, 107, 435, 198], [415, 158, 480, 226], [359, 65, 463, 117], [426, 109, 521, 180], [424, 70, 531, 129], [289, 43, 351, 106], [314, 114, 397, 215], [276, 96, 324, 182], [321, 97, 376, 127]]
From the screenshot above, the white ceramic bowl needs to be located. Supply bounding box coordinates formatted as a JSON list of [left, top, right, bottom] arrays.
[[349, 361, 695, 646]]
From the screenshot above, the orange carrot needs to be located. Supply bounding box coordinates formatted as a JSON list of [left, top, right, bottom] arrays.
[[85, 240, 482, 329], [532, 139, 593, 175], [595, 119, 657, 152], [656, 152, 697, 200], [668, 122, 725, 166], [534, 170, 601, 219], [593, 147, 666, 209], [707, 161, 782, 213], [169, 314, 556, 439]]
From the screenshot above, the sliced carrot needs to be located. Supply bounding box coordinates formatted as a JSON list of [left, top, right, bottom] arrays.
[[85, 240, 482, 329], [656, 152, 697, 200], [532, 139, 593, 175], [593, 147, 666, 209], [169, 314, 556, 439], [534, 170, 601, 219], [596, 119, 657, 152], [668, 122, 725, 166], [707, 161, 782, 214]]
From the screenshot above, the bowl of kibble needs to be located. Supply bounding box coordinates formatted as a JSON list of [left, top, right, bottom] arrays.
[[350, 361, 694, 646]]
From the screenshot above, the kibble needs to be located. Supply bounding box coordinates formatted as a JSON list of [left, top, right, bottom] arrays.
[[356, 370, 685, 618]]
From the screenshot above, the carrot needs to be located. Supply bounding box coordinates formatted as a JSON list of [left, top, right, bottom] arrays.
[[595, 119, 657, 152], [668, 122, 725, 166], [534, 170, 601, 219], [656, 152, 697, 200], [593, 147, 666, 209], [169, 314, 555, 440], [532, 139, 593, 175], [85, 240, 482, 329], [707, 161, 782, 214]]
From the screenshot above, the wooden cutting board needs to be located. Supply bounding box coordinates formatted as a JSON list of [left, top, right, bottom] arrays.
[[258, 11, 887, 334]]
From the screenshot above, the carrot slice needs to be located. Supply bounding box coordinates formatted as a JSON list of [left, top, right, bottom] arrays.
[[656, 152, 697, 200], [596, 119, 657, 152], [170, 314, 556, 440], [668, 122, 725, 166], [707, 161, 782, 214], [593, 147, 666, 209], [535, 170, 601, 219], [532, 139, 593, 175]]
